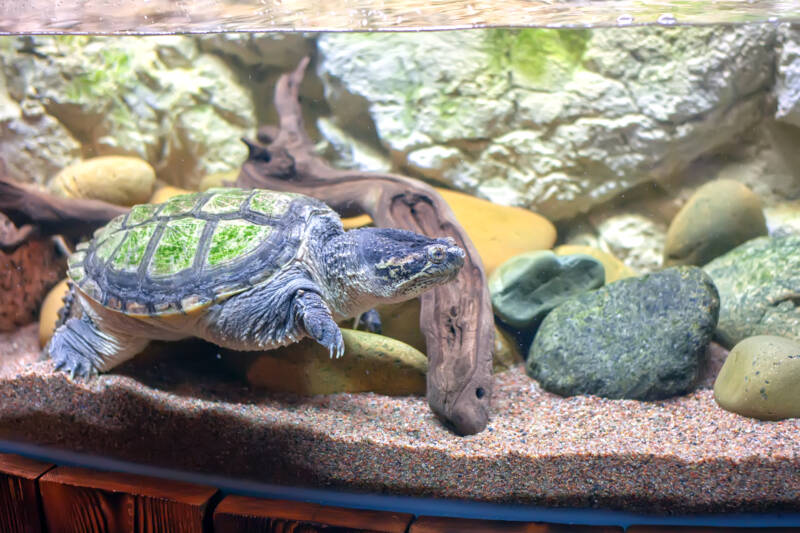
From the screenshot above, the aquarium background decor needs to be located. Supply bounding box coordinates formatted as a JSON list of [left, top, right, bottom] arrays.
[[0, 0, 800, 518]]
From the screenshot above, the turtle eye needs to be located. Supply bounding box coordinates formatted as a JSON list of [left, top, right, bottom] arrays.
[[428, 245, 447, 264]]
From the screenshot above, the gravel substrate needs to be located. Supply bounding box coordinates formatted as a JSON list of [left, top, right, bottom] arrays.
[[1, 325, 798, 513]]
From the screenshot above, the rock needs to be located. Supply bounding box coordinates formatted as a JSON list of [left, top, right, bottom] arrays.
[[527, 266, 719, 400], [489, 250, 604, 330], [775, 25, 800, 128], [48, 156, 155, 206], [438, 188, 556, 275], [664, 179, 767, 267], [199, 170, 239, 191], [714, 335, 800, 420], [198, 33, 314, 70], [150, 185, 192, 204], [765, 200, 800, 237], [318, 26, 775, 220], [222, 329, 427, 396], [1, 36, 255, 189], [1, 237, 64, 332], [316, 117, 392, 173], [38, 278, 69, 347], [493, 327, 524, 373], [704, 236, 800, 347], [553, 244, 636, 283], [592, 213, 666, 273]]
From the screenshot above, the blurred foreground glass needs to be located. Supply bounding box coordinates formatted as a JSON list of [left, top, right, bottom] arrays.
[[2, 0, 800, 34]]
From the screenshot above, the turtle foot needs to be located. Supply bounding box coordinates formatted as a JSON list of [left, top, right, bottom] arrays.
[[48, 318, 101, 378]]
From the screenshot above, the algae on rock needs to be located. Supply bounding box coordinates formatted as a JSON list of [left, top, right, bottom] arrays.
[[317, 25, 775, 220]]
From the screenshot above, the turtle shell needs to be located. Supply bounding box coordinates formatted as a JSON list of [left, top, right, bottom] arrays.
[[67, 188, 339, 316]]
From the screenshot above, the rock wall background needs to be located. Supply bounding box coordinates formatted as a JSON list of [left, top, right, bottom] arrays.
[[2, 25, 800, 273]]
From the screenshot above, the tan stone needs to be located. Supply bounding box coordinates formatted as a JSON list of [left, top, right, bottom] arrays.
[[38, 278, 69, 347], [199, 170, 239, 191], [493, 327, 524, 373], [438, 188, 556, 275], [714, 335, 800, 420], [664, 179, 767, 266], [223, 328, 427, 395], [150, 185, 193, 204], [553, 244, 637, 284], [48, 156, 156, 207]]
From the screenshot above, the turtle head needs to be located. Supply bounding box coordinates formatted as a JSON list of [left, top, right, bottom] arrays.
[[352, 227, 466, 301]]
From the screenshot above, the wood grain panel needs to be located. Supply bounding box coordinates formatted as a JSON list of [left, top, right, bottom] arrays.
[[410, 515, 624, 533], [214, 494, 413, 533], [0, 453, 54, 533], [39, 466, 218, 533]]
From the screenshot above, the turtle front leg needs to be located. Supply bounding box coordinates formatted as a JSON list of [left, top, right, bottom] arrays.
[[293, 289, 345, 359], [48, 315, 149, 377]]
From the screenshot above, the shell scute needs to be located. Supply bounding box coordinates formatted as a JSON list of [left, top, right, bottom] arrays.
[[149, 218, 206, 277], [110, 222, 158, 272], [206, 219, 271, 268], [201, 189, 253, 215]]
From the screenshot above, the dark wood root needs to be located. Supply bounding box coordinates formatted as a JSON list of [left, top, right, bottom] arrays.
[[236, 57, 494, 435], [0, 173, 128, 245]]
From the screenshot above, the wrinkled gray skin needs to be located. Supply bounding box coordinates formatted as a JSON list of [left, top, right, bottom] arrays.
[[49, 224, 465, 378]]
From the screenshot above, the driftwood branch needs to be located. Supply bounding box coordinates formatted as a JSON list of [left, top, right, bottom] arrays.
[[237, 58, 494, 435], [0, 173, 128, 245]]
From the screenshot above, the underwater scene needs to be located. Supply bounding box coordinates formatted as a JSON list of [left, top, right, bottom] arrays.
[[1, 13, 800, 518]]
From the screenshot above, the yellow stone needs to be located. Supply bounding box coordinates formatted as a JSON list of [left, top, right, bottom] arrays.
[[223, 328, 428, 395], [714, 335, 800, 420], [554, 244, 637, 284], [493, 326, 524, 373], [199, 170, 239, 191], [150, 185, 193, 204], [439, 188, 556, 275], [49, 156, 156, 207], [38, 278, 69, 348]]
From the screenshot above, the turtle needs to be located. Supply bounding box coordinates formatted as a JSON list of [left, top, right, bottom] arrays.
[[48, 187, 466, 377]]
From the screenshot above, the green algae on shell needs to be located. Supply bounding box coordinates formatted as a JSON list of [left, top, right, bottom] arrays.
[[66, 187, 334, 315]]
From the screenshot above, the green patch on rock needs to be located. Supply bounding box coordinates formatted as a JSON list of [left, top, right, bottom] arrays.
[[487, 28, 590, 89], [206, 220, 269, 267], [149, 218, 206, 277]]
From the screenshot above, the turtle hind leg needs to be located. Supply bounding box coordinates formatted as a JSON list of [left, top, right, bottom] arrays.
[[48, 315, 149, 378]]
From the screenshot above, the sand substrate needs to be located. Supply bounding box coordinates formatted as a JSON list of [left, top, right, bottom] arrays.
[[1, 324, 799, 514]]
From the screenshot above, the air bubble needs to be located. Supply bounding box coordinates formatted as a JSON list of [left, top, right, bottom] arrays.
[[657, 13, 676, 25], [617, 14, 634, 25]]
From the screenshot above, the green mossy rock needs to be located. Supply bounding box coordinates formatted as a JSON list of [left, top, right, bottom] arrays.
[[714, 335, 800, 420], [664, 179, 767, 266], [48, 156, 155, 207], [223, 329, 427, 396], [527, 266, 719, 400], [704, 236, 800, 347], [489, 251, 605, 330]]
